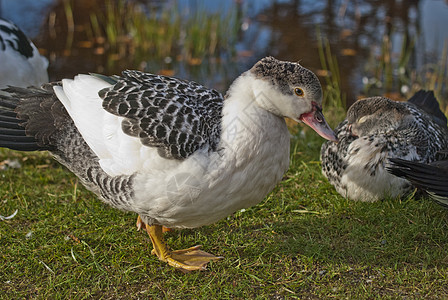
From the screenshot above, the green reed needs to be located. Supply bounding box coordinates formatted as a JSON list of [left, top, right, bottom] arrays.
[[316, 30, 347, 126], [85, 0, 240, 66], [363, 32, 448, 115]]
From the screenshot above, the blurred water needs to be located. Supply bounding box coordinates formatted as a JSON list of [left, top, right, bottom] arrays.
[[1, 0, 447, 104], [422, 0, 448, 54]]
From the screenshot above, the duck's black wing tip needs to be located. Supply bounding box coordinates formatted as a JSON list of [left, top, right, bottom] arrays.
[[388, 157, 448, 207], [407, 90, 447, 127]]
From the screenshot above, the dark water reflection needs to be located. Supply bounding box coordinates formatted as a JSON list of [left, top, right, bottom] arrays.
[[1, 0, 447, 107]]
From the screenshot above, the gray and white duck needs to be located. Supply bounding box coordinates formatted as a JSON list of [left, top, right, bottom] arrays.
[[0, 18, 48, 91], [320, 90, 448, 202], [0, 57, 337, 271]]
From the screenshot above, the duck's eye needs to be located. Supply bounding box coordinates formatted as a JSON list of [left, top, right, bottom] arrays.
[[294, 87, 304, 97]]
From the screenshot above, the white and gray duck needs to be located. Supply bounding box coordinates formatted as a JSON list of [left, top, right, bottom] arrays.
[[0, 18, 48, 90], [0, 57, 337, 271], [321, 90, 448, 202]]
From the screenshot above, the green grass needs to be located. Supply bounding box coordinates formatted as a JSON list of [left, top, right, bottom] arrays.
[[1, 129, 448, 299]]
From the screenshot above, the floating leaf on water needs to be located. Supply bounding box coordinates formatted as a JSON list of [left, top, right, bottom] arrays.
[[109, 53, 121, 61], [341, 48, 357, 56], [316, 69, 330, 77], [77, 41, 94, 48], [94, 47, 105, 55], [237, 50, 254, 57], [159, 69, 175, 76], [340, 29, 353, 39], [188, 58, 202, 65], [95, 37, 106, 44], [38, 48, 48, 56], [383, 92, 402, 101]]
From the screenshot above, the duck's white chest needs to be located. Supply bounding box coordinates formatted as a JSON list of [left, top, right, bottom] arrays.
[[339, 137, 414, 201], [133, 109, 290, 228]]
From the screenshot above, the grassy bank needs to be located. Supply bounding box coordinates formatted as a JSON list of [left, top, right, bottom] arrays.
[[1, 127, 447, 298], [1, 3, 448, 297]]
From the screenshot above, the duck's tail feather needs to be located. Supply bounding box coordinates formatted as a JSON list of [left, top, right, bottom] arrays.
[[388, 158, 448, 207], [0, 84, 66, 152]]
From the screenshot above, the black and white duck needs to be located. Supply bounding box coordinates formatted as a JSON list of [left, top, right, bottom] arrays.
[[0, 57, 337, 271], [0, 18, 48, 91], [320, 90, 448, 202]]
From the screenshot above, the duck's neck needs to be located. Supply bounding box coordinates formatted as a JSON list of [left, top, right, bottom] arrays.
[[223, 71, 258, 115], [219, 71, 289, 160]]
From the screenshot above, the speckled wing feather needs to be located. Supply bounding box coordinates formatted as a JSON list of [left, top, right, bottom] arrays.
[[99, 70, 223, 160], [400, 102, 448, 160], [407, 90, 447, 127], [320, 119, 355, 187]]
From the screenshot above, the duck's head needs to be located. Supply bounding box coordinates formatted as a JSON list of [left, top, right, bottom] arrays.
[[346, 96, 409, 137], [250, 56, 337, 142]]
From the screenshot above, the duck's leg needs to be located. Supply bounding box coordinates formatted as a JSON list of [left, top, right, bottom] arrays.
[[136, 215, 172, 232], [144, 223, 223, 271], [136, 215, 145, 231]]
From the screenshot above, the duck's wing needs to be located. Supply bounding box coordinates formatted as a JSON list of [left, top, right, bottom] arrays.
[[401, 91, 448, 162], [0, 84, 61, 151], [54, 71, 224, 176], [388, 158, 448, 207], [100, 70, 224, 160]]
